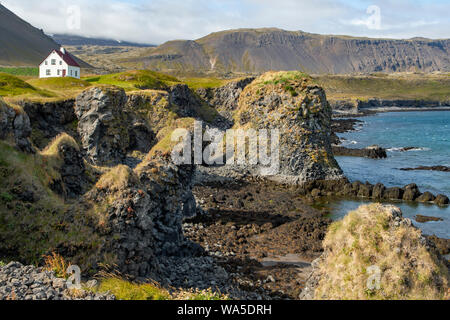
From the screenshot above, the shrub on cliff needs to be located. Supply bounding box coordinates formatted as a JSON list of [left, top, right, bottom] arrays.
[[313, 204, 449, 300]]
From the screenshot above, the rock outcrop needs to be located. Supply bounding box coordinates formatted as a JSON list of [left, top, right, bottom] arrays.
[[196, 77, 255, 126], [232, 71, 344, 185], [301, 204, 449, 300], [330, 98, 450, 115], [333, 180, 449, 206], [75, 86, 154, 165], [41, 134, 91, 199], [87, 154, 196, 279], [0, 99, 33, 152], [19, 99, 78, 149], [332, 145, 387, 159], [401, 166, 450, 172]]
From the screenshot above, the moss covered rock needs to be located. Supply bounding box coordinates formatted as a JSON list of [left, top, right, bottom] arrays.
[[234, 71, 343, 185], [302, 204, 449, 300]]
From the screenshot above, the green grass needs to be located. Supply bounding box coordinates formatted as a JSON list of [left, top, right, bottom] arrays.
[[95, 278, 170, 300], [0, 192, 14, 203], [182, 77, 231, 90], [0, 67, 39, 77], [0, 73, 54, 97], [259, 71, 312, 86], [315, 74, 450, 102], [84, 70, 180, 91], [93, 277, 230, 300], [28, 77, 91, 91]]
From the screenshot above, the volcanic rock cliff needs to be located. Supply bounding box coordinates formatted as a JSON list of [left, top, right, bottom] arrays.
[[196, 71, 344, 185]]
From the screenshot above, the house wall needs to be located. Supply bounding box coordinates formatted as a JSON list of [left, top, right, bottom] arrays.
[[39, 51, 80, 79], [67, 66, 81, 79]]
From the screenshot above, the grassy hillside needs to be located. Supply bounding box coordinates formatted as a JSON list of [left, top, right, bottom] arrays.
[[28, 77, 92, 98], [315, 73, 450, 102], [0, 72, 53, 98], [84, 70, 180, 91], [0, 67, 38, 77]]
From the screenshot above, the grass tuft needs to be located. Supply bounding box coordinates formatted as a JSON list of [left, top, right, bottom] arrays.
[[95, 165, 136, 192], [95, 277, 170, 300], [43, 252, 69, 278]]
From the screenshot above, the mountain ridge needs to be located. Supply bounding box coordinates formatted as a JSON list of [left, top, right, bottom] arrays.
[[0, 4, 91, 68], [51, 34, 156, 48], [128, 28, 450, 74]]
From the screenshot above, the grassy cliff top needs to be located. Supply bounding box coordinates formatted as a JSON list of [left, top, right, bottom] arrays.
[[253, 70, 313, 86], [0, 72, 53, 98], [84, 70, 180, 91]]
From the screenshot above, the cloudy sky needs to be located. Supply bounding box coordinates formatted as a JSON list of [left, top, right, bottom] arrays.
[[2, 0, 449, 44]]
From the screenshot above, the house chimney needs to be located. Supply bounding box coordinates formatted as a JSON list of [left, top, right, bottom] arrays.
[[60, 47, 66, 54]]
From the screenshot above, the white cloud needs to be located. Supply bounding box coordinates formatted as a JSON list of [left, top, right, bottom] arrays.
[[1, 0, 449, 44]]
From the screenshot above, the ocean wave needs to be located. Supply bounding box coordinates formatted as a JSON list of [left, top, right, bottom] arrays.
[[387, 147, 431, 152], [341, 140, 358, 146]]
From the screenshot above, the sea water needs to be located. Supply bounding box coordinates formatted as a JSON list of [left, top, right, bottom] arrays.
[[331, 111, 450, 238]]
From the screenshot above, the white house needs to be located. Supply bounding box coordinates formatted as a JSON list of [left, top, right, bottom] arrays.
[[39, 47, 81, 79]]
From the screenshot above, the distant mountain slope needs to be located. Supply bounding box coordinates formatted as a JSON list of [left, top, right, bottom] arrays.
[[129, 28, 450, 74], [0, 4, 91, 67], [52, 34, 155, 48]]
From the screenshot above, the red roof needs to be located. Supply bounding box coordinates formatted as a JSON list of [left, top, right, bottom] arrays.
[[40, 48, 80, 67], [54, 49, 80, 67]]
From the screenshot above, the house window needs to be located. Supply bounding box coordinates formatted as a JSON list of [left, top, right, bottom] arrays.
[[46, 69, 51, 76], [70, 70, 73, 76], [75, 71, 78, 77], [57, 70, 60, 76], [51, 59, 56, 65], [60, 61, 62, 65], [45, 60, 48, 65]]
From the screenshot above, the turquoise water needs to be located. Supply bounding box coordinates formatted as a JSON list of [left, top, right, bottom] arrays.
[[331, 111, 450, 238]]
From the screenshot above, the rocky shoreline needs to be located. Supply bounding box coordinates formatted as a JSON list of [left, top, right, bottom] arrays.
[[332, 145, 387, 159], [401, 166, 450, 172], [0, 71, 448, 300], [330, 99, 450, 117]]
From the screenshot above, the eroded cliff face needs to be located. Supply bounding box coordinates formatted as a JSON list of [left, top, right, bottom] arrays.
[[0, 99, 33, 153], [196, 77, 256, 127], [87, 154, 196, 279], [232, 71, 344, 185]]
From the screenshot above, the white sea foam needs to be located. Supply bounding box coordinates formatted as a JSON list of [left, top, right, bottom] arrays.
[[387, 147, 431, 152]]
